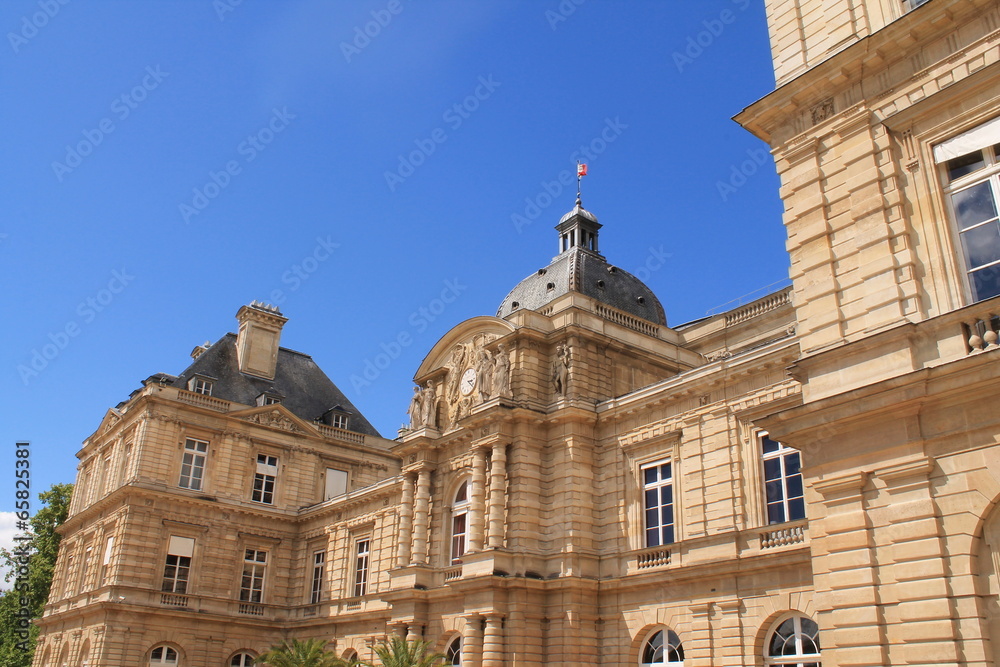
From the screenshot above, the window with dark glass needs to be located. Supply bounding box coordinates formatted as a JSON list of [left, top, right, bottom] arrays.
[[178, 439, 207, 491], [310, 550, 325, 604], [642, 461, 674, 547], [765, 615, 821, 666], [252, 454, 278, 504], [941, 138, 1000, 302], [240, 549, 267, 603], [641, 628, 684, 666], [354, 538, 370, 597], [761, 434, 805, 525]]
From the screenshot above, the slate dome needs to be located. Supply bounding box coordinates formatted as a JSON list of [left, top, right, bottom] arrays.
[[497, 201, 667, 326]]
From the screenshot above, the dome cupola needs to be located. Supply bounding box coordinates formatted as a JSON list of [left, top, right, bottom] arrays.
[[497, 197, 667, 326]]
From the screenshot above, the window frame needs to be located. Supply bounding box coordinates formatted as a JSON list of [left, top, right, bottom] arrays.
[[764, 613, 822, 666], [229, 652, 256, 667], [760, 432, 806, 525], [353, 537, 370, 597], [239, 548, 268, 603], [178, 438, 208, 491], [940, 142, 1000, 304], [446, 636, 462, 665], [149, 645, 179, 666], [251, 453, 278, 504], [451, 480, 470, 564], [640, 459, 676, 548], [310, 549, 326, 604], [189, 376, 214, 396], [640, 627, 685, 666]]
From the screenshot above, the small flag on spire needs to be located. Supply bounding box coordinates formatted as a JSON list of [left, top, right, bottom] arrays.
[[577, 163, 588, 177]]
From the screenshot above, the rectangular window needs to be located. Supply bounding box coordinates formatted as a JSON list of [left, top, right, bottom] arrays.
[[99, 456, 111, 496], [325, 468, 348, 500], [101, 535, 114, 585], [120, 443, 133, 483], [451, 512, 467, 564], [252, 454, 278, 504], [162, 536, 194, 594], [178, 439, 208, 491], [353, 539, 370, 597], [938, 125, 1000, 302], [761, 433, 806, 524], [642, 460, 675, 547], [240, 549, 267, 603], [310, 550, 326, 604], [79, 546, 92, 594], [191, 377, 214, 395], [331, 413, 349, 429], [62, 553, 76, 598]]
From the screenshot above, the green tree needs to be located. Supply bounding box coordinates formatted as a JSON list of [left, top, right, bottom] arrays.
[[361, 636, 447, 667], [0, 483, 74, 667], [255, 638, 354, 667]]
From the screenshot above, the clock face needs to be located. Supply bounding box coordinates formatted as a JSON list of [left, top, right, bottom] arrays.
[[460, 368, 477, 395]]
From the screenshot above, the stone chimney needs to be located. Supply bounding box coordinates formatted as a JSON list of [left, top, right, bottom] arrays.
[[235, 302, 287, 380]]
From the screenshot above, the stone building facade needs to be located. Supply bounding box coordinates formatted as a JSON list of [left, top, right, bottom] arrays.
[[33, 0, 1000, 665]]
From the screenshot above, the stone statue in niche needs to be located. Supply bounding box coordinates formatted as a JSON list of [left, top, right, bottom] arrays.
[[475, 346, 493, 403], [408, 386, 424, 429], [492, 343, 511, 399], [553, 343, 571, 396], [421, 381, 438, 429]]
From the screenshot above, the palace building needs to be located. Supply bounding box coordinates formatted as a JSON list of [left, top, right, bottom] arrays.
[[33, 0, 1000, 665]]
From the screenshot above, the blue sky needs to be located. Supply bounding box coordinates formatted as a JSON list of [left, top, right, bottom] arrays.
[[1, 0, 787, 509]]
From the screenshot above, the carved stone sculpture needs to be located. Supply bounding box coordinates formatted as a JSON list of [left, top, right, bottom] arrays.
[[492, 343, 511, 399], [408, 386, 424, 428], [421, 381, 437, 429], [476, 347, 493, 403], [553, 343, 571, 396]]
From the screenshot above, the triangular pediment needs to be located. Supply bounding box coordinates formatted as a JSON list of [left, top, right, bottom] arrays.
[[228, 404, 314, 435]]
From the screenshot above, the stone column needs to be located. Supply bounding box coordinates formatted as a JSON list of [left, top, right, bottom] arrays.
[[396, 473, 415, 567], [487, 443, 507, 549], [469, 448, 488, 551], [482, 614, 504, 667], [463, 615, 483, 667], [411, 468, 432, 565], [405, 624, 421, 643]]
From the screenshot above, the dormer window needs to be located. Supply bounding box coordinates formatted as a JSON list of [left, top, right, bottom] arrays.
[[189, 376, 214, 396], [256, 393, 282, 406], [319, 407, 351, 430]]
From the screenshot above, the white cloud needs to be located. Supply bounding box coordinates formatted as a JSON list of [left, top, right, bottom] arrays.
[[0, 512, 23, 591]]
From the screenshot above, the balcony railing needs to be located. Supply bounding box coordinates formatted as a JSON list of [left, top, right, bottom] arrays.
[[636, 547, 672, 569], [159, 593, 188, 607], [758, 520, 808, 549], [174, 389, 231, 412]]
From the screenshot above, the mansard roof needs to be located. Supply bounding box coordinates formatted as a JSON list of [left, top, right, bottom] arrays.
[[169, 333, 380, 437]]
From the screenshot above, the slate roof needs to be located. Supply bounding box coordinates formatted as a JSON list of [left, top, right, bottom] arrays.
[[168, 333, 381, 437], [497, 247, 667, 326]]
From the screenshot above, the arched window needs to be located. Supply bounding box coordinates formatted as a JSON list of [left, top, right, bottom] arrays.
[[451, 481, 470, 564], [149, 646, 179, 666], [765, 614, 821, 666], [641, 628, 684, 666], [342, 649, 359, 663], [446, 637, 462, 665], [229, 652, 255, 666], [79, 638, 91, 667]]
